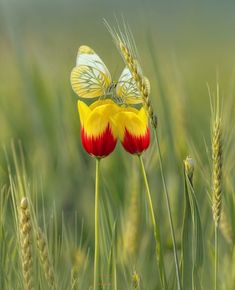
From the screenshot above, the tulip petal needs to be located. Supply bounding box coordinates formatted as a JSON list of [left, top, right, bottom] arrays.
[[86, 102, 120, 137], [81, 125, 117, 158], [113, 108, 148, 140], [113, 106, 150, 155], [138, 107, 148, 124], [89, 99, 117, 110], [77, 101, 91, 126]]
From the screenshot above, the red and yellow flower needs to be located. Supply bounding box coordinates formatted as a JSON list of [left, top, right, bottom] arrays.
[[113, 107, 150, 155], [78, 100, 120, 158]]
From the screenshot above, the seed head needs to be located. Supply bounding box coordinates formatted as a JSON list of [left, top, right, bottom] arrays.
[[211, 119, 223, 226], [132, 271, 140, 289], [184, 156, 194, 185]]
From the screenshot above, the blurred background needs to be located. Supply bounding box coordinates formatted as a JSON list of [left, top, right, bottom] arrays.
[[1, 0, 235, 204], [1, 0, 235, 288]]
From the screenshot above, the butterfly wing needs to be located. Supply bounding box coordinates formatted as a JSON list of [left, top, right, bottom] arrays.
[[71, 45, 112, 98], [116, 67, 150, 105]]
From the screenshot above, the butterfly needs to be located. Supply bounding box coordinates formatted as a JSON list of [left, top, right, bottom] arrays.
[[70, 45, 150, 105]]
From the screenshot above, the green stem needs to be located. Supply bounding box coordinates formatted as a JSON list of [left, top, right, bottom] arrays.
[[215, 224, 218, 290], [153, 129, 182, 290], [139, 155, 168, 290], [113, 261, 117, 290], [94, 158, 100, 290]]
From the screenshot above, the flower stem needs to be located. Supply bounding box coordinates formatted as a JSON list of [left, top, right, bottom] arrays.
[[214, 224, 218, 290], [153, 129, 182, 290], [138, 155, 168, 290], [94, 158, 100, 290]]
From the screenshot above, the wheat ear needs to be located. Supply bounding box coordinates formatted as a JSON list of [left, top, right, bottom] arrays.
[[36, 227, 56, 290], [212, 118, 223, 226], [20, 197, 34, 290], [211, 117, 222, 290], [119, 41, 157, 128]]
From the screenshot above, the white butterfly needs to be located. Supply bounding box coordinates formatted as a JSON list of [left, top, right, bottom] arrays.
[[70, 45, 150, 105]]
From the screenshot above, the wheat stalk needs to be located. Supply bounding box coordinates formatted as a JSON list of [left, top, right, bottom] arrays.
[[20, 197, 34, 290], [36, 227, 56, 290], [109, 27, 182, 290]]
